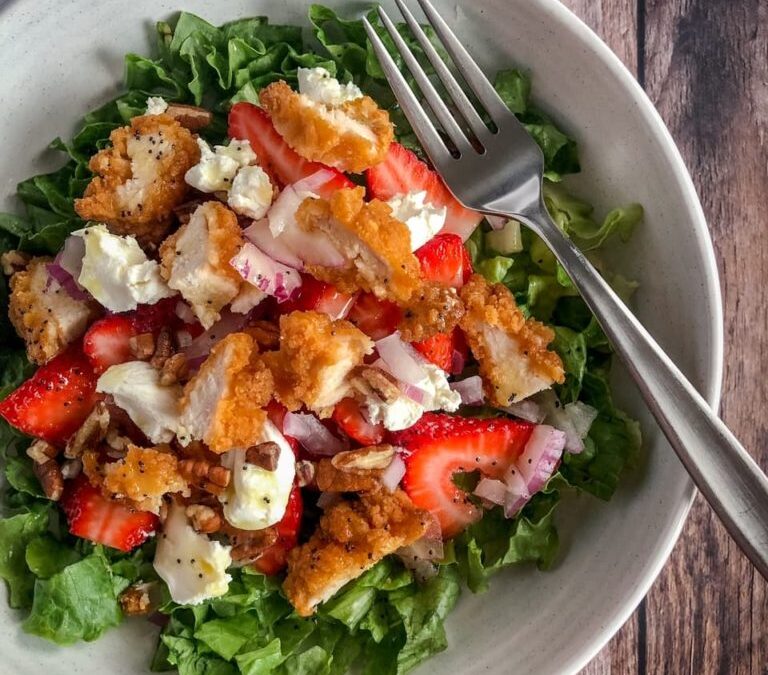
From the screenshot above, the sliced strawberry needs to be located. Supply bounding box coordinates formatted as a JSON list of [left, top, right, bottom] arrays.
[[83, 298, 178, 373], [415, 233, 473, 289], [390, 413, 535, 537], [332, 397, 385, 446], [412, 332, 454, 372], [265, 400, 300, 456], [252, 484, 303, 575], [0, 346, 98, 445], [279, 274, 356, 319], [228, 103, 354, 195], [347, 292, 402, 341], [366, 142, 483, 240], [61, 475, 158, 552]]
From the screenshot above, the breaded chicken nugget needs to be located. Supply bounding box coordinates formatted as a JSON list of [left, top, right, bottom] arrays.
[[283, 489, 430, 616], [95, 444, 188, 514], [178, 332, 273, 453], [259, 80, 393, 173], [263, 310, 373, 416], [75, 114, 200, 245], [9, 258, 99, 364], [159, 201, 244, 329], [459, 274, 564, 405], [399, 281, 465, 341], [296, 187, 421, 303]]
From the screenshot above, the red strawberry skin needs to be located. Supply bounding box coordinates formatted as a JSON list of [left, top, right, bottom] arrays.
[[332, 397, 385, 446], [412, 332, 454, 372], [83, 298, 177, 373], [279, 274, 356, 319], [366, 142, 483, 240], [415, 234, 473, 289], [347, 292, 402, 341], [390, 413, 534, 537], [61, 475, 158, 552], [228, 103, 353, 195], [0, 346, 99, 445], [252, 484, 303, 575]]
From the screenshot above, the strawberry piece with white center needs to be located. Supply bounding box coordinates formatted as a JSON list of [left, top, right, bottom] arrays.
[[251, 484, 303, 575], [279, 274, 356, 320], [390, 412, 535, 537], [332, 397, 385, 446], [61, 475, 158, 552], [82, 297, 178, 373], [0, 345, 99, 445], [228, 103, 353, 195], [366, 142, 483, 241]]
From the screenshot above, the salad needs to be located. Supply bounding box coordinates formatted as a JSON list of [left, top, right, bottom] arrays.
[[0, 6, 643, 674]]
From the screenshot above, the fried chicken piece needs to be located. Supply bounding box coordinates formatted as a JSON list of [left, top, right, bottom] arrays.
[[284, 490, 430, 616], [459, 274, 565, 405], [159, 201, 244, 329], [178, 332, 273, 453], [9, 258, 99, 364], [75, 114, 200, 245], [399, 282, 465, 342], [296, 187, 421, 303], [259, 80, 393, 173], [263, 311, 373, 415], [314, 459, 382, 493], [99, 445, 188, 514]]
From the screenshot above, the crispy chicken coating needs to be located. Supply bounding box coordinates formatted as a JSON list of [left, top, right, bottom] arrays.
[[259, 80, 393, 173], [314, 459, 382, 493], [9, 257, 99, 364], [399, 282, 465, 342], [75, 114, 200, 245], [159, 201, 245, 329], [263, 311, 374, 416], [459, 274, 564, 405], [297, 187, 421, 303], [178, 332, 274, 453], [97, 445, 188, 514], [283, 490, 430, 616]]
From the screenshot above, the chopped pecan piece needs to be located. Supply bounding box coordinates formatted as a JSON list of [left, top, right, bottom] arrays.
[[350, 365, 401, 404], [119, 582, 155, 616], [150, 327, 174, 369], [159, 353, 190, 386], [332, 445, 395, 471], [243, 320, 280, 351], [245, 441, 280, 471], [129, 333, 155, 360], [178, 458, 231, 495], [64, 401, 110, 459], [26, 439, 58, 464], [227, 526, 279, 562], [33, 459, 64, 501], [164, 103, 213, 131], [185, 504, 222, 534]]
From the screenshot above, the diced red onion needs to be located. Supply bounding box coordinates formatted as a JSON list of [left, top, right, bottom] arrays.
[[501, 399, 545, 423], [244, 218, 304, 268], [55, 234, 85, 277], [450, 375, 485, 406], [473, 477, 507, 506], [230, 243, 302, 303], [399, 382, 428, 405], [380, 454, 406, 492], [46, 263, 89, 301], [503, 466, 532, 517], [516, 425, 566, 494], [283, 412, 348, 456], [374, 333, 430, 387], [174, 301, 196, 324], [292, 169, 339, 195], [450, 348, 466, 375], [486, 215, 507, 231], [184, 309, 248, 362]]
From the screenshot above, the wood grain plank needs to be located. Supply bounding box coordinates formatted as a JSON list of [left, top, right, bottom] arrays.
[[641, 0, 768, 673], [560, 0, 639, 73]]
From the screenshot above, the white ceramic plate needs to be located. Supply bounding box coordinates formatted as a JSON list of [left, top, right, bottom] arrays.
[[0, 0, 723, 673]]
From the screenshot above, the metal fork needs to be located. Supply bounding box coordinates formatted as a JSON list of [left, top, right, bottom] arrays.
[[364, 0, 768, 579]]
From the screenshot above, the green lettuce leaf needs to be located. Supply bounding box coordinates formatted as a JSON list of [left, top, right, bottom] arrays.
[[22, 554, 127, 644], [0, 507, 49, 608]]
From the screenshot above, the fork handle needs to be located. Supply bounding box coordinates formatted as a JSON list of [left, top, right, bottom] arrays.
[[516, 202, 768, 579]]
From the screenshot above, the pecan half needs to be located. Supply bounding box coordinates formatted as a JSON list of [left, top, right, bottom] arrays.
[[315, 459, 381, 493], [351, 366, 402, 404], [185, 504, 222, 534], [332, 445, 396, 471], [65, 401, 110, 459], [33, 460, 64, 501], [165, 103, 213, 131], [245, 441, 280, 471], [228, 526, 279, 562], [179, 458, 231, 495]]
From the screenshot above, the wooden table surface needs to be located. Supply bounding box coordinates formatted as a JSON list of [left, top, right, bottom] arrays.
[[558, 1, 768, 673]]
